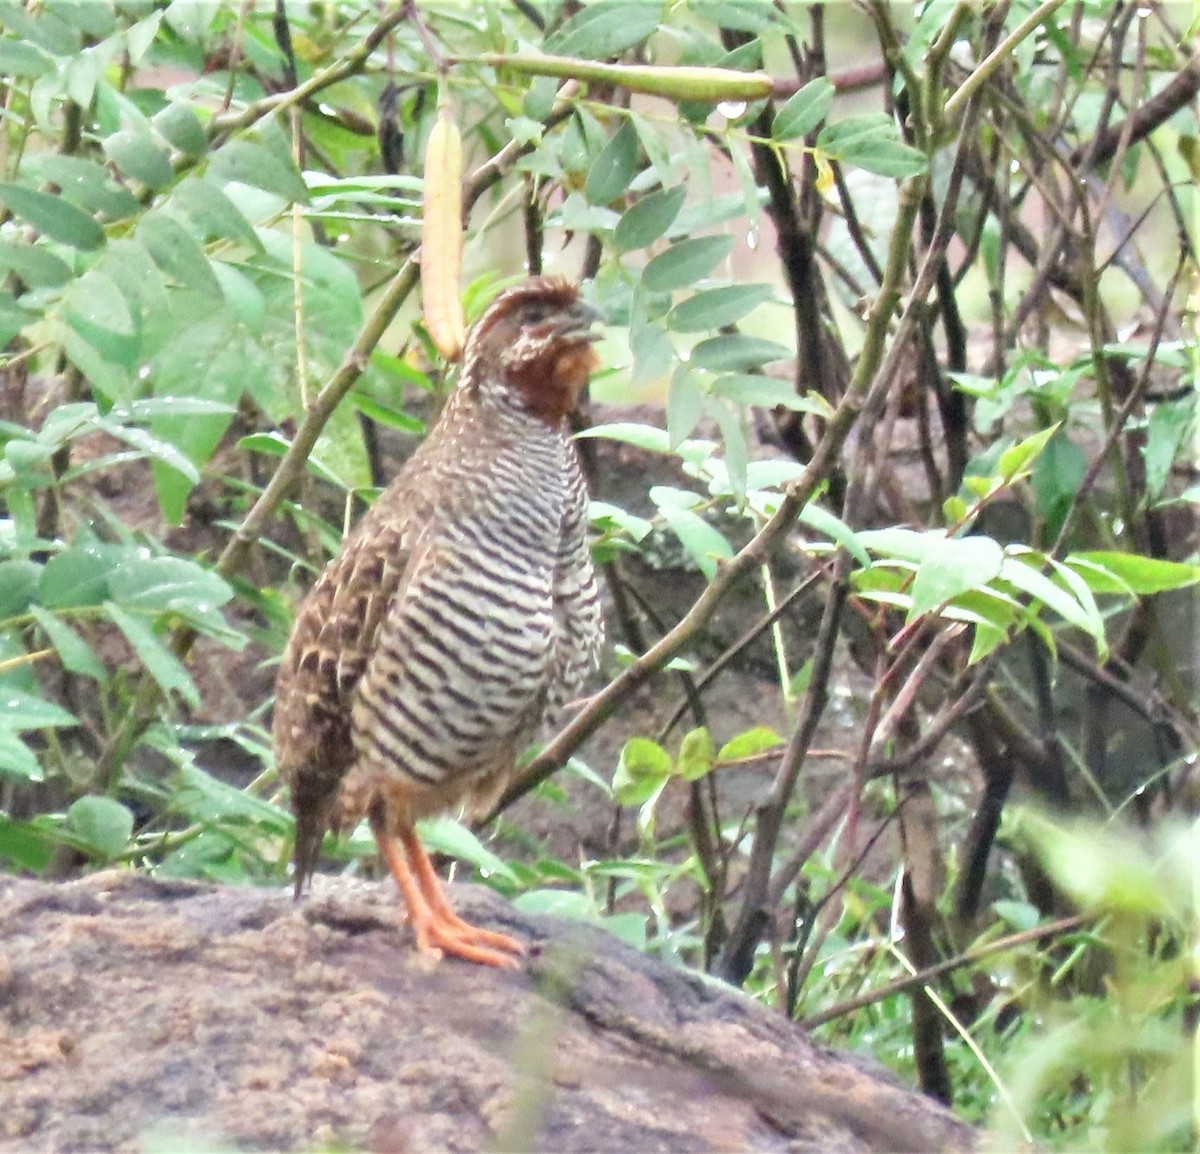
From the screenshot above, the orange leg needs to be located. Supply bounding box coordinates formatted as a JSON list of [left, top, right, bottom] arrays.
[[372, 821, 523, 968], [400, 828, 524, 955]]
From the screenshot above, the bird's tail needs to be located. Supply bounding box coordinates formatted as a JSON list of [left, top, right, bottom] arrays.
[[290, 785, 336, 899]]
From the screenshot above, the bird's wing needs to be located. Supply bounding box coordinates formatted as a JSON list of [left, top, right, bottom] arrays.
[[274, 501, 433, 890]]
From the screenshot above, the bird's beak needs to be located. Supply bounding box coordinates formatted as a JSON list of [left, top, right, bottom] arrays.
[[558, 299, 605, 344]]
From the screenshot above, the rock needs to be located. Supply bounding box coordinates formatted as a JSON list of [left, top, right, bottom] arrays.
[[0, 872, 979, 1153]]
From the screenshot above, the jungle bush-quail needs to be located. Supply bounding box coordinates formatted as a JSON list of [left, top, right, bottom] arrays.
[[273, 277, 604, 967]]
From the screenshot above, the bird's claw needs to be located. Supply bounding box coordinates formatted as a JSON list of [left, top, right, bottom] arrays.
[[413, 917, 524, 969]]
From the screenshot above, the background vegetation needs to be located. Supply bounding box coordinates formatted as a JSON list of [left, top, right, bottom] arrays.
[[0, 1, 1197, 1148]]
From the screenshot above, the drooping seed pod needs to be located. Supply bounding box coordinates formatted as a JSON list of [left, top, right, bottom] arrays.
[[479, 55, 774, 102], [420, 97, 466, 362]]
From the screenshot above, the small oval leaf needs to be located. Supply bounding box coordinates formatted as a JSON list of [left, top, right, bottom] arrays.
[[643, 235, 733, 292], [614, 184, 686, 251], [585, 119, 640, 206], [773, 76, 835, 141]]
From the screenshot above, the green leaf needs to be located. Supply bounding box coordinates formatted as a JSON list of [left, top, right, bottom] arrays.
[[788, 659, 813, 697], [513, 889, 598, 922], [351, 392, 425, 435], [104, 601, 199, 707], [1020, 812, 1176, 919], [209, 139, 309, 203], [585, 119, 639, 205], [61, 3, 116, 36], [690, 333, 791, 372], [0, 559, 41, 618], [998, 553, 1102, 650], [629, 322, 675, 385], [834, 136, 927, 179], [642, 235, 732, 291], [136, 210, 221, 295], [992, 899, 1043, 933], [718, 725, 785, 762], [576, 422, 672, 453], [64, 269, 139, 366], [170, 177, 263, 249], [0, 691, 77, 731], [38, 544, 123, 608], [418, 815, 516, 881], [691, 0, 781, 31], [744, 460, 806, 490], [711, 374, 830, 414], [29, 155, 139, 219], [209, 261, 266, 337], [667, 363, 704, 448], [666, 282, 773, 332], [677, 727, 715, 781], [909, 535, 1005, 620], [30, 606, 105, 681], [675, 190, 762, 234], [0, 240, 71, 287], [556, 194, 619, 232], [0, 182, 104, 250], [103, 129, 175, 190], [857, 526, 942, 564], [169, 763, 290, 831], [968, 620, 1009, 664], [152, 102, 207, 157], [1048, 558, 1105, 650], [0, 291, 35, 345], [119, 397, 239, 420], [590, 500, 653, 542], [546, 0, 664, 58], [651, 497, 732, 579], [0, 812, 53, 866], [1144, 399, 1193, 499], [998, 423, 1061, 481], [239, 432, 289, 458], [603, 907, 651, 948], [107, 555, 233, 615], [97, 422, 200, 486], [1066, 552, 1200, 596], [126, 11, 164, 63], [67, 796, 134, 860], [798, 503, 871, 566], [705, 397, 748, 498], [0, 730, 42, 781], [817, 114, 927, 178], [614, 184, 686, 250], [1031, 431, 1087, 529], [773, 76, 834, 140], [0, 38, 55, 77], [63, 49, 101, 110], [613, 736, 672, 805], [817, 114, 895, 151]]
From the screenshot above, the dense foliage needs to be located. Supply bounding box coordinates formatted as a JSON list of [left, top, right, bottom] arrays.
[[0, 1, 1197, 1147]]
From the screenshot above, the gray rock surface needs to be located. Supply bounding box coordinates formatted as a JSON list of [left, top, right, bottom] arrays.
[[0, 872, 979, 1152]]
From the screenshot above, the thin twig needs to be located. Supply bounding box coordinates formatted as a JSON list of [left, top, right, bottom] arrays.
[[800, 914, 1088, 1028], [207, 9, 406, 145], [942, 0, 1070, 124], [655, 572, 822, 742]]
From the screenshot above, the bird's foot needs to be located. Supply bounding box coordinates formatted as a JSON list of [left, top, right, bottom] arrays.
[[374, 822, 525, 968], [411, 912, 524, 969]]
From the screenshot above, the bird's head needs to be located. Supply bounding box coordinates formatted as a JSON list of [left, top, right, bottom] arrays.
[[460, 277, 603, 423]]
